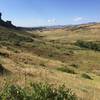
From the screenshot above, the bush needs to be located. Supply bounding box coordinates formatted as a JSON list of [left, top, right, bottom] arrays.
[[0, 64, 11, 75], [0, 85, 29, 100], [30, 83, 77, 100], [70, 64, 79, 69], [75, 40, 100, 51], [57, 67, 76, 74], [0, 83, 77, 100], [81, 73, 93, 80]]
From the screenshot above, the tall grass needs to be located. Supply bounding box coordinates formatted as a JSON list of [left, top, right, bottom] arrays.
[[0, 82, 77, 100]]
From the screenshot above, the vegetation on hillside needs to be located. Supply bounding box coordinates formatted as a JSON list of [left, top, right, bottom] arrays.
[[0, 23, 100, 100], [0, 83, 77, 100], [75, 40, 100, 51]]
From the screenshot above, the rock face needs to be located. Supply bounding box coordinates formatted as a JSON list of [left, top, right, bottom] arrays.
[[0, 12, 16, 28], [0, 12, 2, 20]]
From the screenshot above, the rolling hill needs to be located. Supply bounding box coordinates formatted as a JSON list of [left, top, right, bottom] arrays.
[[0, 23, 100, 100]]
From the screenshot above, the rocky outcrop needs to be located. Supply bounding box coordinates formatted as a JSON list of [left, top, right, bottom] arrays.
[[0, 12, 16, 28]]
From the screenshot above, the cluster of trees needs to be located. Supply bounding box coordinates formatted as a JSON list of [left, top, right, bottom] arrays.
[[76, 40, 100, 51]]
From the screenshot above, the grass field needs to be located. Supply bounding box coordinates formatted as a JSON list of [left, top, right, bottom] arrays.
[[0, 23, 100, 100]]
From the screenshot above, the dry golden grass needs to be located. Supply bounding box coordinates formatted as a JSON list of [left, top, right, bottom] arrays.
[[0, 23, 100, 100]]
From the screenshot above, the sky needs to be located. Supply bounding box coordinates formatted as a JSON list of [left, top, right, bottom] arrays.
[[0, 0, 100, 27]]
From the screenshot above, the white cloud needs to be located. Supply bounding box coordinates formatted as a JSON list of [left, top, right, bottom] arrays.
[[74, 17, 83, 22], [48, 18, 56, 23]]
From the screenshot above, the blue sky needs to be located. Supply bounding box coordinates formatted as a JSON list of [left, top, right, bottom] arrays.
[[0, 0, 100, 27]]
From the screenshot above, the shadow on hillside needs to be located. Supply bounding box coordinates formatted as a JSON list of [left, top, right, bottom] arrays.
[[0, 64, 11, 76]]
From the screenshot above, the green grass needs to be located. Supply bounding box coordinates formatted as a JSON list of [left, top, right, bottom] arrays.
[[0, 83, 77, 100], [75, 40, 100, 51]]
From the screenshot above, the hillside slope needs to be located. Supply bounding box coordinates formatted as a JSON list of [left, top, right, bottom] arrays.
[[0, 23, 100, 100]]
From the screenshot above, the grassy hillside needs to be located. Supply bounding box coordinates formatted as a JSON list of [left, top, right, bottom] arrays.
[[0, 23, 100, 100]]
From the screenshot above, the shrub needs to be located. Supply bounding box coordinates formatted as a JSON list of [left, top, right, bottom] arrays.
[[81, 73, 93, 80], [0, 85, 29, 100], [0, 83, 77, 100], [57, 67, 76, 74], [75, 40, 100, 51], [0, 52, 9, 57], [40, 63, 46, 67], [48, 53, 53, 57], [0, 64, 10, 75], [31, 82, 77, 100], [70, 64, 79, 69]]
